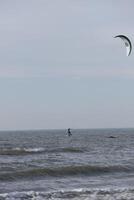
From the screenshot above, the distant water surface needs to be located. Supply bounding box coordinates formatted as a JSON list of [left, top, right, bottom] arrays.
[[0, 128, 134, 199]]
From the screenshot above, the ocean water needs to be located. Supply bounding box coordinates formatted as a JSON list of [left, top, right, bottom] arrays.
[[0, 129, 134, 199]]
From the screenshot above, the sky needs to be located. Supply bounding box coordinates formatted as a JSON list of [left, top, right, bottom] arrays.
[[0, 0, 134, 130]]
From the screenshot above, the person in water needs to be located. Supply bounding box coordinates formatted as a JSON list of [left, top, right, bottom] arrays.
[[67, 128, 72, 136]]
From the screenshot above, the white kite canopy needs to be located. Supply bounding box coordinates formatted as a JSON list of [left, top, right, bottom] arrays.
[[114, 35, 132, 56]]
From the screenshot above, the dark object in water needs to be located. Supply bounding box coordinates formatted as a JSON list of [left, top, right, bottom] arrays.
[[108, 136, 116, 138]]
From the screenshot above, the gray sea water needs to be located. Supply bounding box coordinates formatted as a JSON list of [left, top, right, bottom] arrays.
[[0, 128, 134, 199]]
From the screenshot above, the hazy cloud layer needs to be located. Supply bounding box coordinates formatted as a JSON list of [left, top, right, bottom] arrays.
[[0, 1, 134, 129], [0, 1, 133, 78]]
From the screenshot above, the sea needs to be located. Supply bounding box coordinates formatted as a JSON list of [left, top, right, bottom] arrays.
[[0, 128, 134, 200]]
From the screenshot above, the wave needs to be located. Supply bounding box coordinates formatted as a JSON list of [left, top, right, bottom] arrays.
[[0, 147, 45, 155], [0, 164, 133, 181], [1, 188, 134, 200], [0, 147, 84, 155], [54, 147, 85, 153]]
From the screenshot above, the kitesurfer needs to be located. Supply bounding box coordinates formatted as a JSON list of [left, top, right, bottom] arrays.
[[67, 128, 72, 136]]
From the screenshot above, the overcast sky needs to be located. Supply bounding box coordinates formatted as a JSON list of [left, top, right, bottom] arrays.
[[0, 0, 134, 130]]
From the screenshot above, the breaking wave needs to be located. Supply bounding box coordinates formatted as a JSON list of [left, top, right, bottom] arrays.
[[1, 188, 134, 200], [0, 147, 45, 155], [0, 164, 133, 181], [0, 147, 84, 155]]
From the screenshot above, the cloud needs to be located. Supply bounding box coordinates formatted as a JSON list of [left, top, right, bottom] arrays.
[[0, 0, 133, 79]]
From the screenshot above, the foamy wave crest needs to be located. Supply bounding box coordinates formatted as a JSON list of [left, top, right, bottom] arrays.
[[23, 147, 45, 152], [0, 147, 45, 155], [1, 188, 134, 200], [0, 147, 85, 155]]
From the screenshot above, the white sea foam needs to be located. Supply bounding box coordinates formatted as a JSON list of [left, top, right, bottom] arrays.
[[0, 188, 134, 200], [12, 147, 45, 153], [24, 147, 45, 152]]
